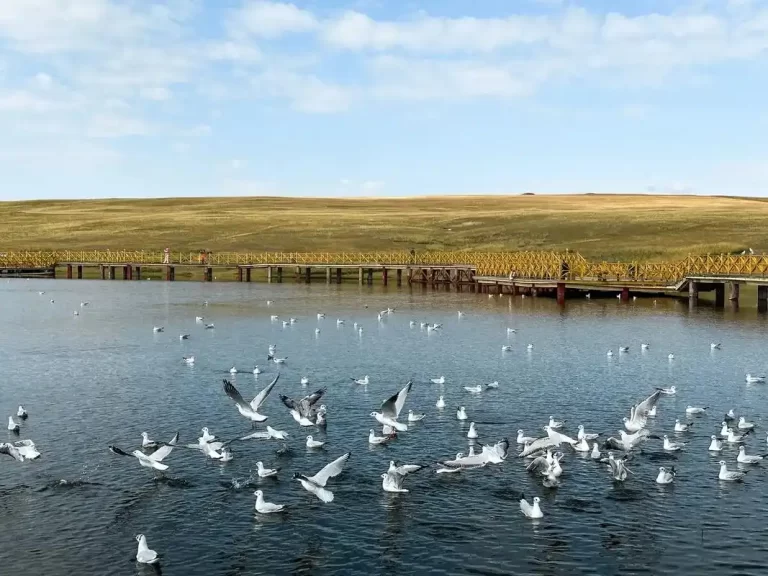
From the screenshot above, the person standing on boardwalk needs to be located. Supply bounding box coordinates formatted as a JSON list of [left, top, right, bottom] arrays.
[[163, 247, 170, 264]]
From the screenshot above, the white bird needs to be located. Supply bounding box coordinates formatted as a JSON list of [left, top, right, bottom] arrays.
[[254, 490, 285, 513], [141, 432, 159, 449], [195, 316, 204, 322], [507, 328, 516, 334], [109, 433, 179, 472], [607, 350, 613, 357], [431, 376, 445, 384], [641, 343, 650, 350], [456, 407, 468, 421], [220, 447, 233, 462], [200, 427, 215, 443], [135, 534, 159, 564], [252, 366, 261, 374], [352, 375, 370, 385], [80, 301, 89, 307], [708, 435, 723, 451], [548, 417, 564, 430], [317, 313, 325, 319], [256, 461, 280, 478], [590, 442, 601, 459], [517, 430, 535, 444], [658, 386, 676, 395], [153, 326, 163, 333], [270, 315, 279, 322], [282, 321, 289, 328], [381, 461, 423, 493], [436, 396, 446, 409], [656, 466, 675, 484], [408, 410, 426, 422], [300, 376, 310, 386], [204, 323, 215, 330], [315, 328, 321, 335], [457, 311, 464, 318], [353, 322, 359, 329], [7, 417, 19, 432], [746, 374, 765, 384], [544, 426, 578, 446], [519, 496, 543, 519], [486, 381, 499, 389], [464, 385, 482, 393], [337, 319, 344, 325], [663, 435, 685, 451], [686, 406, 708, 415], [501, 345, 512, 352], [229, 367, 238, 374], [368, 429, 391, 445], [619, 346, 629, 353], [222, 374, 280, 422], [306, 435, 325, 449], [718, 460, 746, 481], [73, 311, 79, 316], [409, 321, 416, 328], [16, 406, 27, 420], [720, 422, 730, 438], [370, 381, 412, 432], [577, 425, 599, 441], [293, 452, 350, 503], [467, 422, 478, 439], [737, 446, 764, 464], [668, 353, 674, 360], [711, 343, 721, 350], [727, 428, 751, 443], [738, 417, 755, 430], [527, 344, 534, 350], [13, 439, 40, 460], [674, 419, 692, 432], [290, 318, 297, 324], [575, 437, 590, 452], [0, 443, 24, 462], [179, 334, 189, 340], [183, 355, 195, 364], [266, 300, 273, 305]]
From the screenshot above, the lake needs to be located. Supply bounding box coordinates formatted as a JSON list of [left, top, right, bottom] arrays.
[[1, 279, 768, 576]]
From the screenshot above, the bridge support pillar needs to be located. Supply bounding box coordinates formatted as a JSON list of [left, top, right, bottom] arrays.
[[236, 267, 243, 282], [358, 267, 364, 285], [620, 287, 630, 302], [66, 264, 72, 279], [246, 268, 251, 283], [135, 266, 141, 280], [267, 267, 272, 283], [295, 267, 301, 281], [396, 269, 402, 287], [205, 267, 212, 282], [165, 266, 174, 281], [77, 265, 83, 279], [382, 268, 388, 286], [276, 267, 283, 283], [367, 268, 373, 286], [556, 282, 566, 306], [689, 281, 699, 309], [407, 268, 413, 285], [729, 282, 740, 302], [714, 283, 725, 308], [305, 267, 311, 283], [326, 267, 331, 284], [336, 268, 342, 284], [758, 285, 768, 313], [109, 266, 116, 280], [125, 265, 133, 280]]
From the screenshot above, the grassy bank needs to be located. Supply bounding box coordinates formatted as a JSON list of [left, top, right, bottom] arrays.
[[3, 195, 767, 262]]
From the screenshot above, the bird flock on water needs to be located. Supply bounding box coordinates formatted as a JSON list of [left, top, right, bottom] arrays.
[[6, 292, 768, 566]]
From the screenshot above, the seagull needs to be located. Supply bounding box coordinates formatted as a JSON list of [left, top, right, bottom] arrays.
[[507, 328, 516, 334], [718, 460, 746, 481], [251, 366, 261, 375], [271, 315, 279, 322], [737, 446, 764, 464], [195, 316, 204, 322], [656, 466, 675, 484], [517, 430, 536, 444], [222, 374, 280, 423], [204, 323, 215, 330], [229, 367, 238, 374], [135, 534, 159, 564], [0, 442, 24, 461], [727, 428, 751, 443], [655, 386, 676, 397], [183, 356, 195, 364], [527, 344, 534, 350], [11, 440, 40, 460], [408, 410, 426, 422], [256, 461, 280, 478], [607, 350, 613, 357], [306, 435, 325, 449], [153, 326, 164, 333], [590, 442, 601, 459], [266, 300, 273, 305], [317, 313, 325, 319], [641, 343, 650, 350], [619, 346, 629, 353], [501, 345, 512, 352], [605, 453, 632, 481], [300, 376, 310, 386], [220, 447, 234, 462], [436, 396, 446, 409], [431, 376, 445, 384], [282, 321, 289, 328], [467, 422, 478, 439], [519, 495, 543, 519], [711, 343, 721, 350], [457, 311, 464, 318], [200, 427, 215, 443], [548, 417, 564, 430], [456, 407, 468, 421], [290, 318, 297, 324], [668, 353, 674, 360], [370, 381, 412, 432], [575, 437, 590, 452], [464, 385, 482, 394], [369, 429, 391, 445], [409, 321, 416, 328], [738, 417, 755, 430], [141, 432, 160, 449], [720, 422, 731, 437], [179, 334, 190, 340], [7, 417, 19, 433], [381, 461, 422, 493], [280, 388, 326, 426], [674, 419, 692, 432], [486, 381, 499, 389], [254, 490, 285, 514], [337, 319, 345, 325], [544, 426, 578, 446], [315, 328, 320, 335], [293, 452, 350, 503], [746, 374, 766, 384], [352, 376, 369, 385], [685, 406, 708, 415], [109, 432, 179, 472], [708, 435, 723, 451], [577, 425, 599, 441], [80, 301, 90, 307], [16, 406, 27, 420], [663, 435, 685, 451], [724, 409, 736, 422], [73, 311, 79, 316]]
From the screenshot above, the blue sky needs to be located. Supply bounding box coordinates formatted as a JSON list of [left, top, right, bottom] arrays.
[[1, 0, 767, 199]]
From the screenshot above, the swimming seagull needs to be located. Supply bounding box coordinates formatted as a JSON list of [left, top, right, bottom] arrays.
[[254, 490, 285, 514], [501, 345, 512, 352], [7, 417, 19, 433], [641, 343, 650, 350], [590, 442, 601, 459], [300, 376, 310, 386], [656, 466, 676, 484], [293, 452, 350, 503], [619, 346, 629, 353], [369, 429, 391, 445], [306, 435, 325, 449], [519, 495, 543, 519], [256, 461, 279, 478], [179, 334, 189, 340], [708, 435, 723, 452], [200, 427, 215, 443], [456, 407, 468, 421], [436, 396, 445, 409], [464, 385, 482, 394], [668, 353, 674, 360], [575, 437, 590, 452], [544, 426, 578, 446], [738, 417, 755, 430], [431, 376, 445, 384], [577, 425, 599, 441], [253, 366, 261, 374], [507, 328, 516, 334], [607, 350, 613, 357], [548, 417, 564, 430], [486, 381, 499, 389], [408, 410, 426, 422], [517, 430, 536, 444], [352, 375, 369, 385], [746, 374, 766, 384], [674, 419, 692, 432], [183, 356, 195, 364], [371, 381, 412, 432], [727, 428, 751, 443], [280, 388, 326, 426], [153, 326, 164, 333], [271, 315, 279, 322], [10, 440, 39, 460], [317, 313, 325, 319], [737, 446, 765, 464], [718, 460, 746, 482], [663, 435, 685, 451], [657, 386, 676, 395], [605, 453, 632, 481], [381, 461, 423, 493], [195, 316, 204, 322], [222, 374, 280, 423], [685, 406, 708, 415], [527, 344, 534, 351], [135, 534, 159, 564], [467, 422, 478, 439], [204, 323, 215, 330], [16, 406, 27, 420], [230, 367, 238, 374], [711, 343, 721, 350], [109, 432, 179, 473]]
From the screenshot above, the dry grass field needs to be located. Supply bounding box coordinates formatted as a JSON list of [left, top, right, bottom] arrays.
[[1, 194, 766, 262]]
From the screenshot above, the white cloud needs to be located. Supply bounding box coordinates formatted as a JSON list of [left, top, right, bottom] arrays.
[[207, 41, 262, 63], [229, 1, 318, 39], [87, 114, 151, 138], [34, 72, 53, 89], [140, 86, 172, 101], [220, 177, 279, 196], [0, 90, 67, 112], [361, 180, 384, 193], [251, 70, 355, 113]]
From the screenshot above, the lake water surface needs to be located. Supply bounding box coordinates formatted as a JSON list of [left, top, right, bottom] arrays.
[[1, 280, 768, 575]]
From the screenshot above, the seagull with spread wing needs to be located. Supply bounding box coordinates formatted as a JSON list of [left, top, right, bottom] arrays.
[[293, 452, 351, 503], [222, 374, 280, 423], [370, 381, 412, 432]]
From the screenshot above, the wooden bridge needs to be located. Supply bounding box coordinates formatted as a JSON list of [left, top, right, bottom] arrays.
[[3, 250, 768, 309]]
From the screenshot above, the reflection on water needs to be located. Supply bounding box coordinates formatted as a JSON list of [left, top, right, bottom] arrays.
[[1, 279, 768, 575]]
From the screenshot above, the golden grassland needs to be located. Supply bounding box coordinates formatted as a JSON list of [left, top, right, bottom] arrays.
[[1, 194, 766, 262]]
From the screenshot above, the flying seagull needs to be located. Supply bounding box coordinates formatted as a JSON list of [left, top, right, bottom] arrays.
[[109, 432, 179, 472], [293, 452, 351, 503], [370, 381, 412, 432], [222, 374, 280, 423], [381, 461, 423, 493], [279, 387, 326, 426]]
